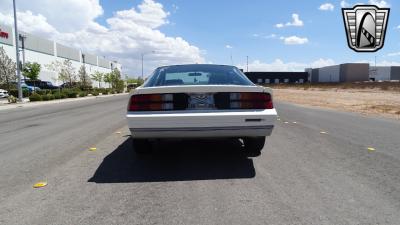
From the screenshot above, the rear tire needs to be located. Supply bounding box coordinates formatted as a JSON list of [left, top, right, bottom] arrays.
[[243, 137, 265, 156], [132, 138, 152, 154]]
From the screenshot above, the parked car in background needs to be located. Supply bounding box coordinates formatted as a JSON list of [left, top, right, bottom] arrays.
[[24, 80, 59, 90], [11, 82, 41, 93], [60, 82, 90, 89], [0, 89, 9, 98], [21, 83, 41, 93], [127, 64, 277, 156]]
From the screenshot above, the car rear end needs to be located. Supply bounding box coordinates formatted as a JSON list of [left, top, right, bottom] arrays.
[[127, 85, 276, 139], [126, 64, 278, 155]]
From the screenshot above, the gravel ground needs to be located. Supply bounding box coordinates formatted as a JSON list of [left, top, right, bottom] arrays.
[[273, 88, 400, 120]]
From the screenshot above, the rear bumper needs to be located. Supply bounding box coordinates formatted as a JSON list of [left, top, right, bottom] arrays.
[[127, 109, 277, 138], [129, 125, 274, 138]]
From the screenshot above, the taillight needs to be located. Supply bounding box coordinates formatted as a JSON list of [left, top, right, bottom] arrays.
[[128, 93, 188, 111], [214, 92, 273, 109]]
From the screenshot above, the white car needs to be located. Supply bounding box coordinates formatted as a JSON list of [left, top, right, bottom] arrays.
[[126, 64, 277, 155], [0, 89, 9, 98]]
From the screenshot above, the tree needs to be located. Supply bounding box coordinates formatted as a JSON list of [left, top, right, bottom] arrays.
[[127, 77, 144, 86], [22, 62, 41, 88], [103, 73, 112, 88], [46, 59, 76, 86], [78, 65, 92, 89], [0, 46, 16, 91], [91, 71, 103, 88], [109, 68, 122, 89]]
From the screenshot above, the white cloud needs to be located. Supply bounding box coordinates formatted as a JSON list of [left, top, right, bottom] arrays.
[[252, 33, 277, 39], [171, 4, 179, 13], [275, 13, 304, 28], [280, 36, 309, 45], [0, 0, 103, 32], [340, 0, 390, 8], [340, 0, 350, 7], [225, 45, 233, 49], [368, 0, 390, 7], [319, 3, 335, 11], [236, 58, 335, 72], [264, 34, 277, 39], [310, 58, 335, 68], [387, 52, 400, 57], [356, 60, 400, 66], [0, 0, 204, 75]]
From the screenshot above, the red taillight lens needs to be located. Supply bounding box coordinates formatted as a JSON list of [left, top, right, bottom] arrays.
[[128, 94, 174, 111], [229, 92, 273, 109]]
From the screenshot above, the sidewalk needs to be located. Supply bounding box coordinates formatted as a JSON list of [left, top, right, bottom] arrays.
[[0, 93, 129, 111]]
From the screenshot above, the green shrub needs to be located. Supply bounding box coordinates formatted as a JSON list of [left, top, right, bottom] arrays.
[[29, 93, 42, 102], [51, 89, 62, 94], [7, 95, 17, 103], [91, 91, 99, 96], [41, 94, 49, 101], [79, 92, 87, 97], [8, 89, 30, 97], [54, 93, 61, 99], [65, 90, 78, 98], [36, 90, 47, 95]]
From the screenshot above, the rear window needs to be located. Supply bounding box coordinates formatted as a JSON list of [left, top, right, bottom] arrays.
[[143, 64, 254, 87]]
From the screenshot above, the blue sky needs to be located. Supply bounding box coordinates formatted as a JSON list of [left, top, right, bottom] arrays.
[[1, 0, 399, 75], [98, 0, 400, 71]]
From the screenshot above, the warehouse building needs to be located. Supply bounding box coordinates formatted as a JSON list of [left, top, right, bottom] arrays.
[[0, 24, 121, 87], [244, 72, 309, 84], [305, 63, 369, 83], [369, 66, 400, 81]]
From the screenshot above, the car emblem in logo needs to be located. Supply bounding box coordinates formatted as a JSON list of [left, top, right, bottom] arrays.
[[342, 5, 390, 52]]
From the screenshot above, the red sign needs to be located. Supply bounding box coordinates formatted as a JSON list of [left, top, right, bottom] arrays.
[[0, 29, 9, 39]]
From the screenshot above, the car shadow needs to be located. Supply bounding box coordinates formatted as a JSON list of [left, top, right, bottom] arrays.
[[88, 138, 256, 183]]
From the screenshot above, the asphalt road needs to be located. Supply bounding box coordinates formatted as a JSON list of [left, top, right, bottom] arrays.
[[0, 95, 399, 225]]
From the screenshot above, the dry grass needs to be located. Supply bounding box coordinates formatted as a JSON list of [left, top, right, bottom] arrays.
[[268, 81, 400, 92], [273, 87, 400, 120]]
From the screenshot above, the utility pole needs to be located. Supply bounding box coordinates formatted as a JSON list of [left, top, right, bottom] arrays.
[[246, 56, 249, 72], [141, 53, 144, 80], [13, 0, 22, 102], [19, 34, 26, 80], [141, 51, 155, 80]]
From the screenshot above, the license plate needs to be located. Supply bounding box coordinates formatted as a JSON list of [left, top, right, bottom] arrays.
[[188, 93, 215, 109]]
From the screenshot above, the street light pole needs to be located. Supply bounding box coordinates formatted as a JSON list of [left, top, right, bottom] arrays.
[[141, 51, 155, 80], [246, 56, 249, 72], [141, 53, 144, 80], [13, 0, 23, 102], [19, 34, 26, 80]]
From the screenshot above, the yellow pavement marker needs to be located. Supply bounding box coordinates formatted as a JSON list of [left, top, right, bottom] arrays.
[[33, 181, 47, 188], [368, 147, 376, 152], [320, 131, 328, 134], [89, 147, 97, 151]]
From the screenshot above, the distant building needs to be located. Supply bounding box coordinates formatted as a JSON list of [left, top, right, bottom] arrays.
[[244, 72, 309, 84], [0, 23, 121, 87], [369, 66, 400, 81], [305, 63, 369, 83]]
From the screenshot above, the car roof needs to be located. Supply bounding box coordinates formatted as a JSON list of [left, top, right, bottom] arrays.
[[156, 64, 237, 70]]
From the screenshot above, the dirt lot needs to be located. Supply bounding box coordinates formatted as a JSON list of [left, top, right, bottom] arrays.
[[273, 87, 400, 120]]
